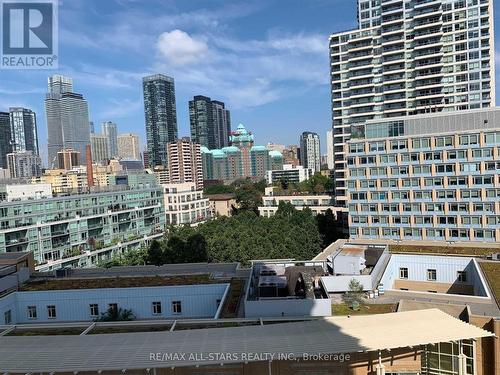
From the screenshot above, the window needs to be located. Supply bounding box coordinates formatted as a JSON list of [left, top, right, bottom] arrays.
[[369, 141, 385, 152], [457, 271, 467, 283], [435, 136, 454, 147], [4, 310, 11, 324], [47, 305, 56, 319], [391, 140, 407, 150], [90, 304, 99, 317], [152, 301, 162, 315], [412, 137, 430, 149], [459, 134, 478, 145], [172, 300, 182, 314], [27, 306, 37, 319], [427, 269, 437, 281], [108, 303, 118, 314], [399, 267, 408, 279]]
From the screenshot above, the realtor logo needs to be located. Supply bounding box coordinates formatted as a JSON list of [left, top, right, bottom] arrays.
[[1, 0, 58, 69]]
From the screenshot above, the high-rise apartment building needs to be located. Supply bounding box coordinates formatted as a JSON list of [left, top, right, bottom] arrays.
[[189, 96, 231, 150], [90, 134, 110, 164], [299, 132, 321, 173], [8, 108, 39, 156], [117, 133, 141, 160], [212, 100, 231, 149], [346, 108, 500, 242], [102, 121, 118, 157], [326, 129, 334, 170], [45, 75, 91, 167], [330, 0, 495, 205], [0, 112, 11, 169], [7, 151, 41, 179], [166, 138, 203, 190], [143, 74, 178, 167]]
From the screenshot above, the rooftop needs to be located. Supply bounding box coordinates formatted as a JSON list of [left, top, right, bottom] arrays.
[[0, 309, 492, 371], [20, 263, 245, 291], [20, 274, 214, 291], [479, 261, 500, 307], [205, 193, 236, 200]]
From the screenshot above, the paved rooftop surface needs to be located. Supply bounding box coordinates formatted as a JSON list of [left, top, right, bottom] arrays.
[[36, 262, 244, 279], [370, 290, 500, 317]]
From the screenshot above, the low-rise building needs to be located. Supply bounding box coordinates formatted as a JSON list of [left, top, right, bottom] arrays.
[[0, 183, 165, 270], [266, 164, 311, 185], [0, 259, 242, 324], [205, 193, 237, 217], [162, 182, 211, 226], [259, 187, 346, 218], [245, 260, 331, 317]]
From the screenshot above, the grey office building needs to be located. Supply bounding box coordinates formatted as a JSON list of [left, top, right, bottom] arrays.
[[9, 108, 39, 156], [189, 96, 231, 150], [330, 0, 495, 206], [143, 74, 178, 167], [0, 112, 11, 169], [45, 75, 91, 167], [102, 121, 118, 157]]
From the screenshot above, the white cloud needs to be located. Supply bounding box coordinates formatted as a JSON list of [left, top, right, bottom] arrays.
[[58, 3, 330, 110], [153, 29, 329, 109], [156, 30, 209, 66]]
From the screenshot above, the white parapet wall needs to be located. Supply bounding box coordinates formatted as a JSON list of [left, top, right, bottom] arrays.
[[0, 283, 229, 324]]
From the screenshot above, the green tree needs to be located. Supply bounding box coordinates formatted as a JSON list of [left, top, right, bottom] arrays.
[[204, 184, 234, 195], [235, 184, 262, 213], [147, 240, 164, 266], [97, 306, 135, 321], [342, 279, 365, 309]]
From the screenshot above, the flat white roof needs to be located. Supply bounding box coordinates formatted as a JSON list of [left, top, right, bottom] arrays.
[[0, 309, 493, 372]]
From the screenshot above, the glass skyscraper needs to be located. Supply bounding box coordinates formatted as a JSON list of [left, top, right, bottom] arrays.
[[0, 112, 11, 169], [143, 74, 178, 167], [45, 75, 91, 167], [189, 95, 231, 150], [102, 121, 118, 157], [9, 107, 39, 156]]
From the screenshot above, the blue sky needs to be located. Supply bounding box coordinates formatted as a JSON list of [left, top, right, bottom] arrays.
[[1, 0, 499, 165]]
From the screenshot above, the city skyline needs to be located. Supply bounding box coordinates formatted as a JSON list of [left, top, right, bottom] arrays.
[[3, 0, 498, 166]]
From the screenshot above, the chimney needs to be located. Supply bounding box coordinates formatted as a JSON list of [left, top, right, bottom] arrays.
[[86, 144, 94, 187]]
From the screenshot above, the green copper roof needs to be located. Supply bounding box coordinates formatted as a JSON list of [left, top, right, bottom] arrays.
[[268, 150, 283, 157], [221, 146, 240, 153], [210, 149, 226, 157], [250, 145, 267, 152]]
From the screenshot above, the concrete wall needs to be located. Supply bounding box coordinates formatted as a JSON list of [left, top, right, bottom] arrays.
[[0, 283, 229, 324], [321, 274, 372, 293], [380, 254, 489, 297], [320, 250, 389, 293], [394, 280, 474, 294], [244, 297, 331, 318]]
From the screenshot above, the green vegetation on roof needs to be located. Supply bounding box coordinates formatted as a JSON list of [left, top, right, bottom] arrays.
[[332, 303, 397, 316], [479, 262, 500, 307], [20, 275, 213, 291], [390, 244, 497, 256]]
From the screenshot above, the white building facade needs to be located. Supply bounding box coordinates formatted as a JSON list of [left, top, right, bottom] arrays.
[[162, 182, 211, 226]]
